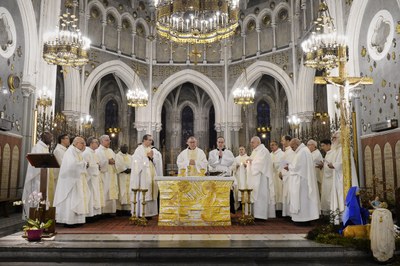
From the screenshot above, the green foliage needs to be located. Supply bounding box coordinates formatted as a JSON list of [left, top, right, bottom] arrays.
[[22, 218, 53, 232]]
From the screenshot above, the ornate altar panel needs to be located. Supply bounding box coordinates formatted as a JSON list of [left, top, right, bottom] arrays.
[[156, 176, 234, 226]]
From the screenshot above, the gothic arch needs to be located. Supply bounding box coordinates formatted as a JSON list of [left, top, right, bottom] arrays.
[[83, 60, 144, 114], [16, 0, 38, 85], [229, 60, 293, 123], [149, 69, 225, 127]]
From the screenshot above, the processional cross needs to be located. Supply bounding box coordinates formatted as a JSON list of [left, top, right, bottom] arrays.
[[313, 46, 373, 197]]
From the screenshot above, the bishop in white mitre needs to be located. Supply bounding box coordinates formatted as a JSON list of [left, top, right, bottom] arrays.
[[246, 136, 275, 220], [54, 137, 89, 225], [131, 134, 163, 217], [82, 137, 103, 218], [177, 136, 208, 176], [115, 144, 132, 211], [96, 135, 118, 214], [22, 131, 53, 219], [287, 138, 320, 223]]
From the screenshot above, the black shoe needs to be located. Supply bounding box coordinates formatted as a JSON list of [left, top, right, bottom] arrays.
[[64, 224, 79, 228], [293, 221, 311, 227]]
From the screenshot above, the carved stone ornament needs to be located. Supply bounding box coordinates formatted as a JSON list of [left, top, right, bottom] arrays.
[[367, 10, 394, 61], [0, 7, 16, 59]]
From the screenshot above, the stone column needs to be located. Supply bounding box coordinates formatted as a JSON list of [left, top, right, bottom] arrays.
[[101, 20, 106, 49], [256, 27, 261, 56], [131, 31, 136, 58], [19, 83, 35, 192], [117, 25, 122, 54], [271, 22, 277, 51]]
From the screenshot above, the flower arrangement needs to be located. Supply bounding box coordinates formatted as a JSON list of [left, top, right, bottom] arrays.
[[23, 218, 53, 232]]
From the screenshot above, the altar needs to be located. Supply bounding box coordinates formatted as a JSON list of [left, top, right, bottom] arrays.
[[155, 176, 234, 226]]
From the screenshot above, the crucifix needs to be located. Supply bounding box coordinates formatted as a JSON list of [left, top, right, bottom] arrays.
[[190, 44, 202, 65], [314, 46, 373, 198]]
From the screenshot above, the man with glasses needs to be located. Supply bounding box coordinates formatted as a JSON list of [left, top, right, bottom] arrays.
[[50, 133, 70, 206], [177, 136, 208, 176], [131, 134, 163, 217]]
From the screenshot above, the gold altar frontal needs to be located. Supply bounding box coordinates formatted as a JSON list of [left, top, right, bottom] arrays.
[[155, 176, 235, 226]]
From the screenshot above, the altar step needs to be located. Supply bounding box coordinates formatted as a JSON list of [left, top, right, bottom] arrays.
[[0, 233, 390, 265]]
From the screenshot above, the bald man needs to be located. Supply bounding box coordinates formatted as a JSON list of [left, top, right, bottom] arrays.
[[245, 136, 275, 220], [287, 138, 320, 224], [54, 137, 90, 226], [177, 136, 208, 176]]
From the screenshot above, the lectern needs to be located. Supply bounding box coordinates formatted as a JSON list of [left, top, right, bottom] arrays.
[[26, 153, 59, 234]]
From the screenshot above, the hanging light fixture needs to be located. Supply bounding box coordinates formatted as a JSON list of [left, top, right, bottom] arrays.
[[80, 114, 93, 128], [43, 0, 91, 68], [126, 66, 148, 107], [233, 64, 255, 105], [301, 1, 347, 71], [154, 0, 240, 44]]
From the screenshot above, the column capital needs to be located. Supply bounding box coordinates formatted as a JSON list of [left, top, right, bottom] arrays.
[[228, 122, 242, 132], [21, 82, 35, 98], [135, 121, 150, 132]]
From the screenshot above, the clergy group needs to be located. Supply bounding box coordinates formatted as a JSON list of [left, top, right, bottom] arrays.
[[22, 131, 356, 226]]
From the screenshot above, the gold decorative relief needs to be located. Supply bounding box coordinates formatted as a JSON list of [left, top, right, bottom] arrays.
[[361, 46, 367, 57]]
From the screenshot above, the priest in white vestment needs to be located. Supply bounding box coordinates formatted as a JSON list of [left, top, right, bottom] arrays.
[[328, 131, 359, 224], [49, 133, 70, 207], [177, 136, 208, 176], [96, 135, 118, 214], [280, 135, 296, 217], [115, 144, 132, 211], [208, 136, 235, 174], [54, 137, 89, 225], [82, 137, 103, 218], [287, 138, 320, 223], [307, 139, 323, 195], [22, 131, 53, 218], [246, 136, 275, 220], [319, 139, 334, 215], [231, 146, 249, 209], [270, 140, 284, 213], [131, 134, 163, 217]]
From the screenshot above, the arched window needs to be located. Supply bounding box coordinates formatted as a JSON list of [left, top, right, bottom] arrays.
[[256, 100, 271, 145], [105, 99, 119, 130], [209, 106, 216, 149], [181, 106, 194, 148]]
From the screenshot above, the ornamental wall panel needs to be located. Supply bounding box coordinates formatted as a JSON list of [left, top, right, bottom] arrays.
[[373, 144, 383, 196], [383, 142, 394, 200]]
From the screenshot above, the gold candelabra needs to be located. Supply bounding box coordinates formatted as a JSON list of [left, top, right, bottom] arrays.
[[238, 189, 255, 225]]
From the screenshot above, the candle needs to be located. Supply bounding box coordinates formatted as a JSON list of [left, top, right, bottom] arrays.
[[143, 161, 147, 189]]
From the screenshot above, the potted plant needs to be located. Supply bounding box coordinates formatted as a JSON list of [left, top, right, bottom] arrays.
[[23, 218, 53, 241]]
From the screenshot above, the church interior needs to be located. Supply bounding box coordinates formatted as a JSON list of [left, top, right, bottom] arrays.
[[0, 0, 399, 264]]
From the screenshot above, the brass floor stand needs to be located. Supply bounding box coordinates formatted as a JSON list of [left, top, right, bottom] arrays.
[[238, 189, 255, 225]]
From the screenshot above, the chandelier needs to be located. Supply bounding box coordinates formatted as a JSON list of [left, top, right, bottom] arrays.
[[36, 88, 52, 108], [301, 1, 347, 71], [43, 0, 91, 67], [154, 0, 240, 44], [127, 88, 149, 107], [233, 64, 255, 105], [80, 114, 93, 129]]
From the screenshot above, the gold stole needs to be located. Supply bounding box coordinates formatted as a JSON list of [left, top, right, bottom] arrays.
[[94, 152, 105, 207], [123, 154, 131, 200], [145, 147, 156, 201], [105, 148, 118, 200], [47, 169, 55, 207], [188, 149, 199, 176], [77, 152, 89, 213]]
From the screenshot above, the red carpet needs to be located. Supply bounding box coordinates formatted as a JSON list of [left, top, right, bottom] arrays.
[[56, 214, 315, 235]]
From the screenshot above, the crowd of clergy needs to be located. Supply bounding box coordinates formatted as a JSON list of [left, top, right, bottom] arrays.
[[22, 130, 357, 226]]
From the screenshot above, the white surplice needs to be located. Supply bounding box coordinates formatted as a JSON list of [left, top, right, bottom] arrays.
[[96, 145, 118, 214], [246, 144, 275, 220], [176, 147, 208, 176], [281, 146, 296, 217], [115, 151, 132, 210], [330, 146, 359, 224], [130, 145, 163, 217], [54, 146, 89, 224], [271, 148, 284, 210], [83, 147, 103, 217], [49, 144, 67, 207], [320, 149, 335, 213], [288, 143, 320, 222], [311, 149, 323, 194], [22, 140, 49, 218], [208, 148, 235, 174], [231, 154, 249, 205]]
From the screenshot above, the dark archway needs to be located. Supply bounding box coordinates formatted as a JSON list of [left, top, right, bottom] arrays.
[[181, 105, 194, 148], [208, 106, 216, 149]]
